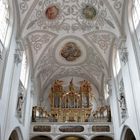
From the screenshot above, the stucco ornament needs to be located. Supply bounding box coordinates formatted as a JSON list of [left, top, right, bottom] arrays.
[[23, 0, 117, 34], [14, 49, 22, 65], [61, 42, 81, 61]]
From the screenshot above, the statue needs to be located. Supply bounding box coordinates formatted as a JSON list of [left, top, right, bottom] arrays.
[[118, 94, 127, 112], [118, 79, 127, 118], [17, 93, 24, 118], [69, 78, 75, 91]]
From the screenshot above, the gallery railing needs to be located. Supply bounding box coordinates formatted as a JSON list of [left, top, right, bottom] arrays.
[[32, 105, 111, 123], [30, 122, 113, 135]]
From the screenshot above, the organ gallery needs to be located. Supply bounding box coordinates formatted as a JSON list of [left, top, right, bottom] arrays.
[[32, 79, 93, 122], [49, 79, 92, 122], [32, 79, 111, 123]]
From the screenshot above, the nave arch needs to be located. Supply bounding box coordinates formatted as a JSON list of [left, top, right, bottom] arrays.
[[91, 135, 113, 140], [121, 126, 136, 140], [31, 135, 52, 140], [8, 127, 23, 140], [57, 135, 86, 140]]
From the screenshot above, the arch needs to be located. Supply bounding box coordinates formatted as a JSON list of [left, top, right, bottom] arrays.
[[9, 130, 19, 140], [0, 0, 15, 96], [2, 0, 15, 50], [121, 126, 136, 140], [126, 0, 140, 75], [91, 135, 113, 140], [58, 135, 86, 140], [31, 135, 52, 140], [8, 127, 23, 140], [124, 129, 136, 140]]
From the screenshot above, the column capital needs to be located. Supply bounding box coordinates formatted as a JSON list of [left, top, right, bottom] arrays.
[[16, 39, 25, 51], [14, 51, 22, 65], [115, 36, 128, 65], [114, 36, 126, 49]]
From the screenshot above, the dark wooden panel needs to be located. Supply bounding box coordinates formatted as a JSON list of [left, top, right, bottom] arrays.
[[92, 126, 110, 132], [33, 126, 51, 132], [59, 126, 84, 132]]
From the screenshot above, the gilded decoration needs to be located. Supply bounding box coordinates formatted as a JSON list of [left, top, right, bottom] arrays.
[[49, 79, 92, 122], [32, 79, 92, 122], [83, 5, 96, 20], [32, 79, 112, 123], [45, 5, 59, 20], [61, 42, 81, 61]]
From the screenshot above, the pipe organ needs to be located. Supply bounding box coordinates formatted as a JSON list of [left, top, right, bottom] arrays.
[[48, 79, 92, 122], [32, 79, 112, 123]]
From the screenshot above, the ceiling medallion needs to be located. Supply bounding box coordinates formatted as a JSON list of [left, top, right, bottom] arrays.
[[45, 5, 59, 20], [61, 42, 81, 61], [83, 5, 96, 20]]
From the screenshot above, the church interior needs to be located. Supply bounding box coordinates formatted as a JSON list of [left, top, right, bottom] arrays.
[[0, 0, 140, 140]]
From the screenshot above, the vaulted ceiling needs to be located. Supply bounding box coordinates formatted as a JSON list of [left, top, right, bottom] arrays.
[[15, 0, 125, 101]]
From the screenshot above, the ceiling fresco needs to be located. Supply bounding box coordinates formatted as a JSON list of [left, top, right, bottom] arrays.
[[60, 42, 81, 61], [15, 0, 125, 102]]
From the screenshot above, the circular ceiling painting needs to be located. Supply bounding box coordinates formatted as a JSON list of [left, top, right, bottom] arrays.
[[61, 42, 81, 61], [83, 5, 96, 20], [54, 36, 87, 66], [45, 5, 59, 20]]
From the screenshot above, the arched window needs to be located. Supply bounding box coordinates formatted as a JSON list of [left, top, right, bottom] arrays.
[[113, 49, 121, 78], [104, 81, 109, 102], [0, 0, 9, 97], [132, 0, 140, 29], [121, 126, 136, 140], [8, 128, 23, 140], [0, 0, 9, 57], [20, 51, 28, 88], [132, 0, 140, 47]]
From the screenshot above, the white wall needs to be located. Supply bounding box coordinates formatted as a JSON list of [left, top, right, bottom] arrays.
[[0, 1, 33, 138], [110, 1, 140, 139], [0, 27, 33, 140]]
